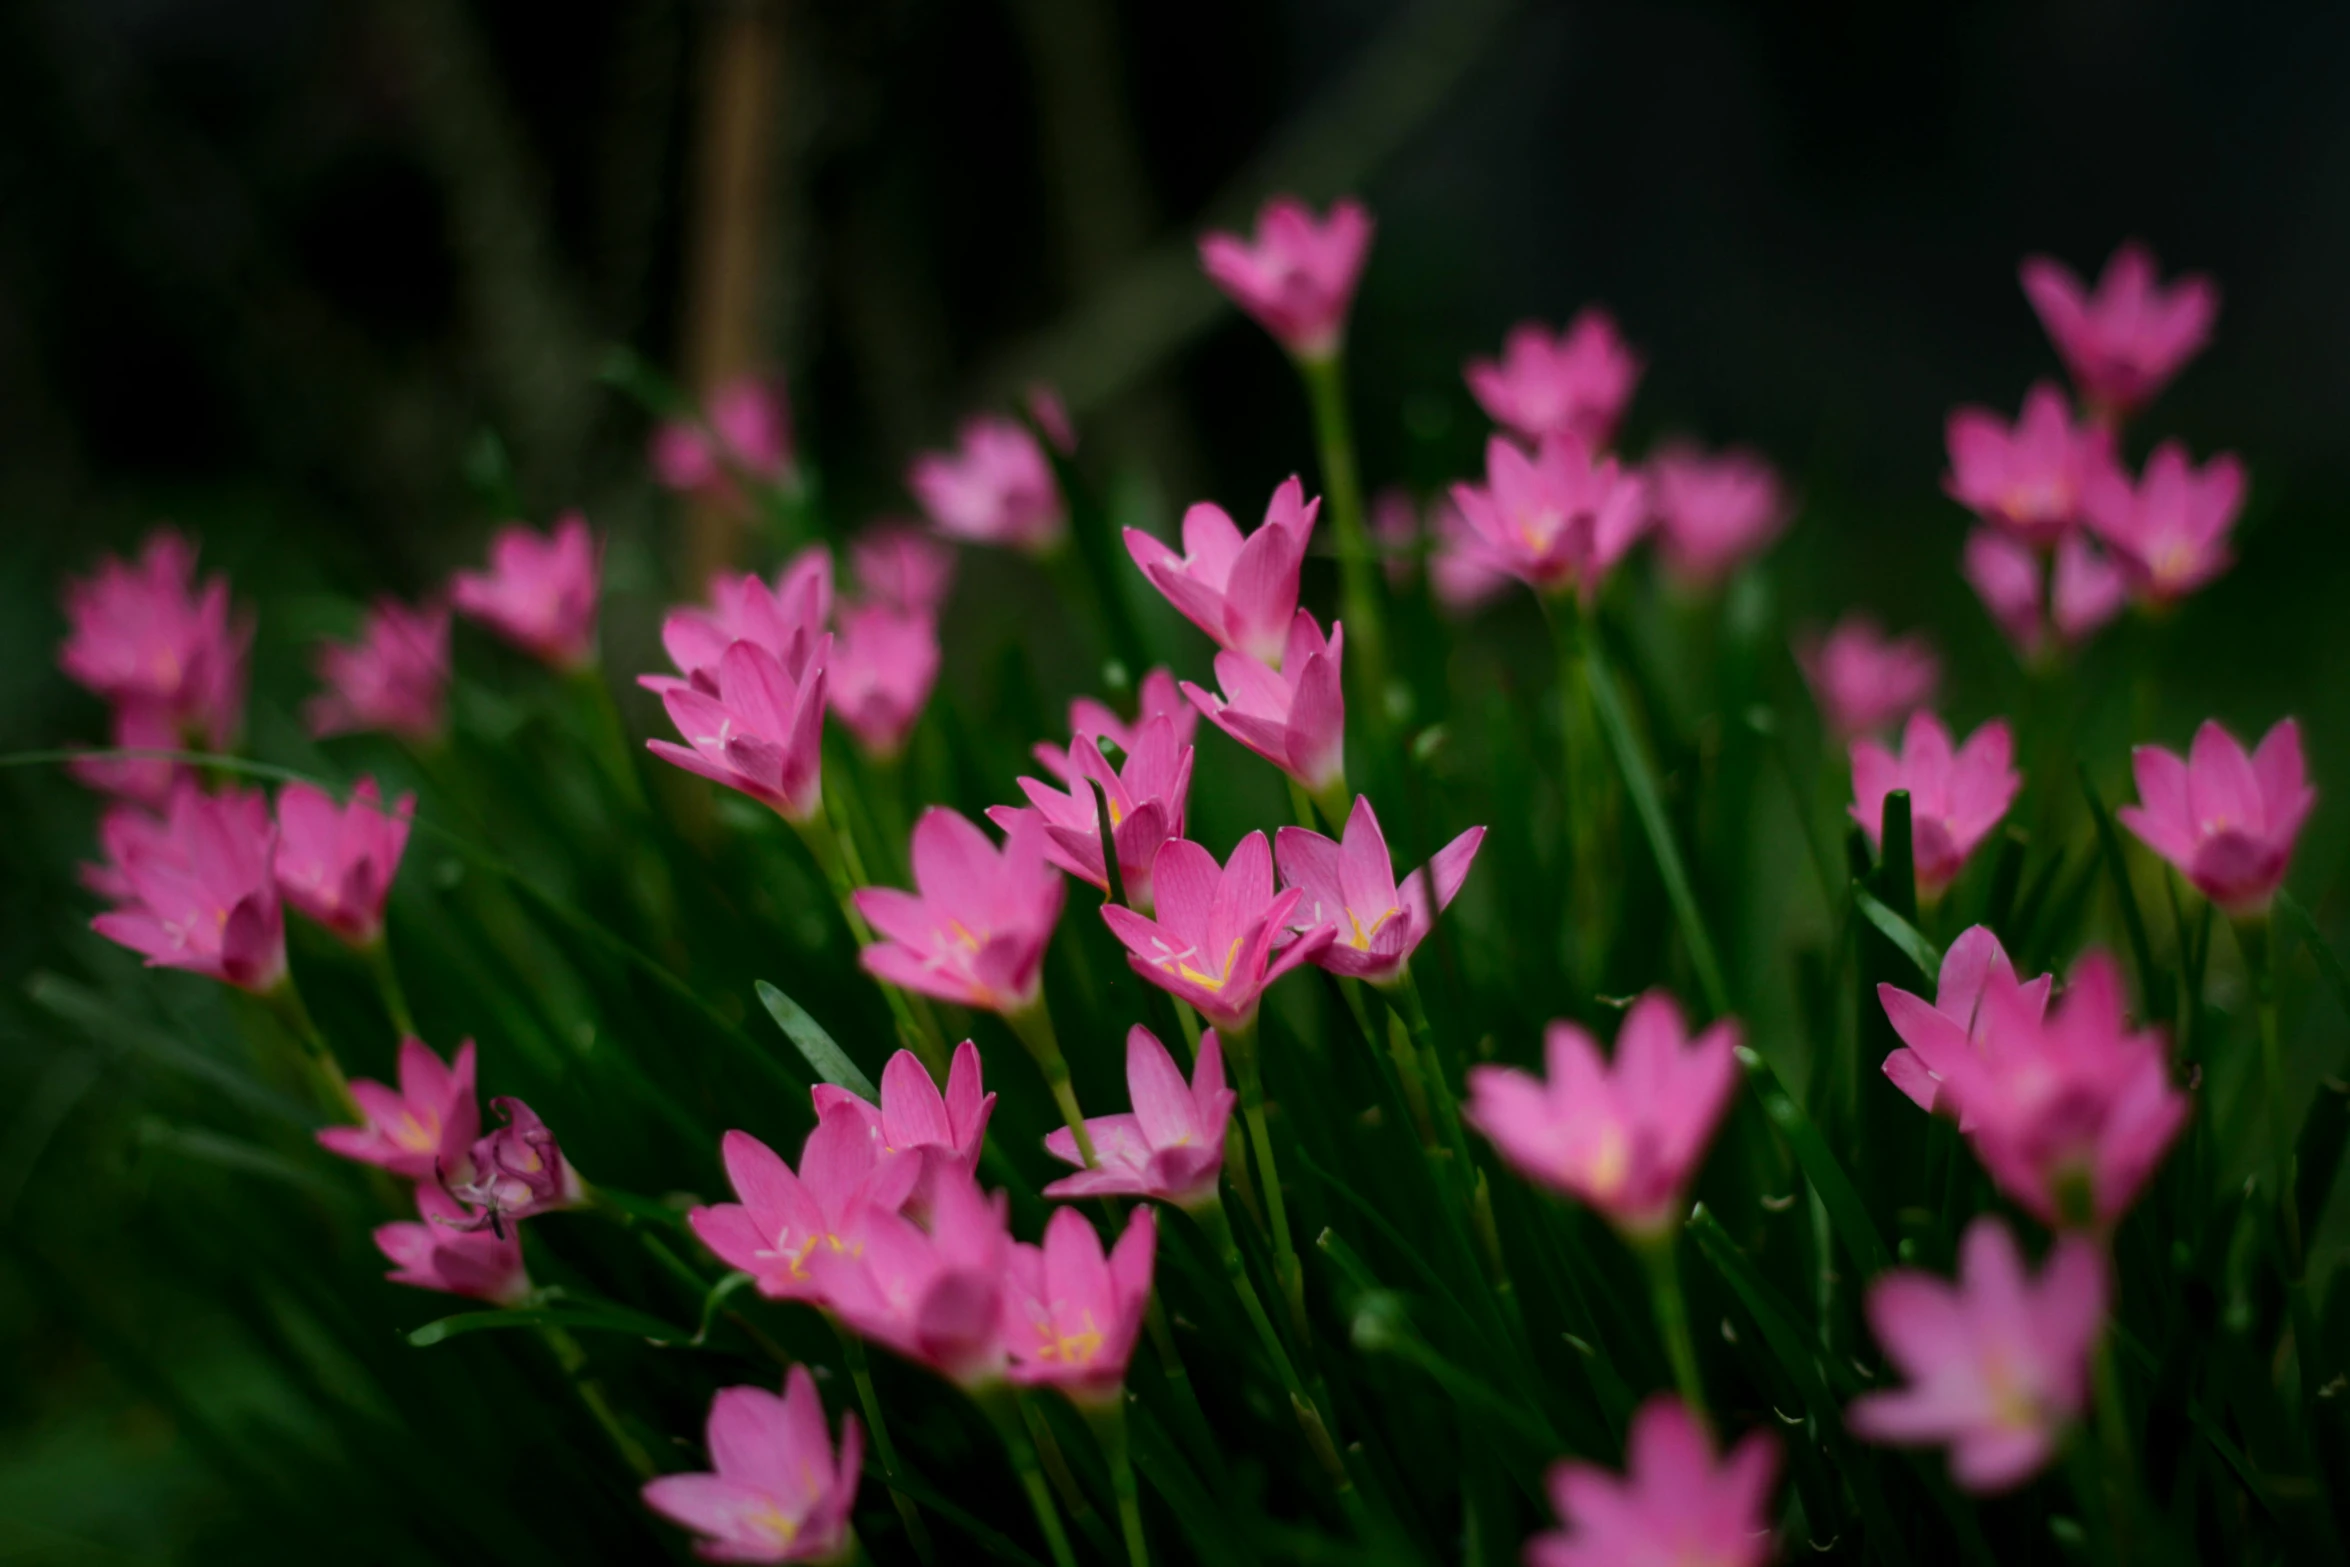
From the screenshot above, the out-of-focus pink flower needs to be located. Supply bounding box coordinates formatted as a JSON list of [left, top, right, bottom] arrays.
[[850, 524, 956, 615], [1102, 833, 1333, 1034], [2020, 242, 2217, 417], [59, 530, 249, 725], [1795, 617, 1941, 740], [2082, 442, 2246, 605], [649, 374, 796, 501], [1274, 795, 1483, 987], [1527, 1396, 1779, 1567], [375, 1183, 530, 1305], [308, 598, 452, 743], [2119, 717, 2314, 917], [1465, 992, 1739, 1242], [1427, 495, 1514, 616], [1125, 477, 1319, 666], [1848, 1218, 2106, 1492], [642, 1366, 863, 1566], [853, 810, 1065, 1015], [1043, 1026, 1235, 1209], [1370, 487, 1420, 590], [1448, 435, 1649, 603], [690, 1117, 921, 1303], [1876, 925, 2052, 1121], [1002, 1206, 1156, 1405], [81, 800, 176, 902], [828, 603, 939, 760], [451, 513, 600, 670], [991, 716, 1192, 911], [1026, 384, 1077, 455], [1198, 195, 1373, 362], [643, 637, 831, 824], [907, 417, 1066, 552], [1182, 610, 1347, 798], [813, 1171, 1012, 1388], [319, 1037, 481, 1181], [660, 550, 833, 691], [1962, 530, 2127, 663], [1033, 670, 1195, 783], [1464, 311, 1643, 450], [813, 1040, 996, 1216], [272, 778, 413, 947], [1943, 383, 2108, 546], [1647, 441, 1791, 589], [1850, 712, 2020, 902], [90, 785, 286, 993], [67, 701, 184, 807], [443, 1097, 587, 1233]]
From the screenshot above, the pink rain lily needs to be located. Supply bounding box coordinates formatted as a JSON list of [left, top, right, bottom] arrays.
[[319, 1036, 481, 1181], [812, 1039, 996, 1214], [2119, 717, 2314, 917], [443, 1097, 588, 1233], [89, 784, 286, 993], [691, 1116, 921, 1303], [67, 700, 185, 808], [1876, 925, 2052, 1120], [1448, 434, 1650, 603], [1646, 441, 1791, 589], [850, 524, 956, 615], [1026, 384, 1077, 455], [812, 1171, 1012, 1388], [1101, 833, 1333, 1034], [1369, 486, 1421, 591], [828, 602, 939, 759], [1848, 1218, 2106, 1492], [1198, 195, 1373, 362], [990, 716, 1193, 911], [1181, 610, 1347, 801], [853, 809, 1066, 1015], [1795, 616, 1940, 740], [1124, 476, 1319, 666], [58, 529, 250, 727], [81, 799, 177, 903], [2082, 442, 2246, 605], [451, 512, 600, 670], [307, 598, 451, 743], [660, 549, 834, 691], [1042, 1026, 1235, 1210], [1464, 310, 1643, 449], [1033, 669, 1195, 783], [1963, 528, 2127, 663], [643, 637, 831, 825], [642, 1366, 863, 1566], [1001, 1206, 1156, 1406], [1427, 494, 1514, 616], [1527, 1396, 1780, 1567], [1274, 795, 1484, 987], [1943, 382, 2108, 546], [375, 1183, 530, 1306], [1464, 992, 1740, 1241], [272, 778, 413, 947], [649, 374, 796, 501], [1850, 712, 2020, 902], [907, 417, 1066, 552], [2020, 242, 2218, 418]]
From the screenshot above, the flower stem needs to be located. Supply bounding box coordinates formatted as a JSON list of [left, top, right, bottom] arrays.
[[1222, 1020, 1307, 1343], [2237, 914, 2305, 1277], [1084, 1398, 1150, 1567], [2088, 1330, 2137, 1563], [539, 1323, 657, 1480], [261, 979, 362, 1123], [1006, 1000, 1098, 1167], [833, 1319, 936, 1566], [568, 664, 648, 815], [1297, 353, 1387, 716], [1139, 1293, 1222, 1482], [362, 935, 417, 1039], [794, 802, 948, 1077], [1638, 1232, 1708, 1421], [978, 1387, 1080, 1567]]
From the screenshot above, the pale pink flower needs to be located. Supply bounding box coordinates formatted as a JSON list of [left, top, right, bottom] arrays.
[[812, 1039, 996, 1216], [319, 1037, 481, 1181], [1181, 610, 1347, 797], [1464, 311, 1643, 449], [1427, 495, 1514, 616], [649, 374, 796, 501], [2082, 442, 2247, 605], [990, 716, 1192, 911], [1527, 1396, 1780, 1567], [690, 1116, 921, 1304], [443, 1097, 587, 1233], [850, 524, 956, 615], [451, 513, 600, 670], [1369, 486, 1420, 590], [66, 701, 184, 807], [642, 1366, 863, 1566], [812, 1171, 1012, 1388], [307, 598, 451, 743], [58, 530, 250, 729], [660, 549, 834, 691], [1197, 195, 1373, 362], [1646, 441, 1791, 588], [1962, 529, 2126, 662], [1043, 1026, 1235, 1210], [642, 637, 832, 825], [272, 778, 414, 947], [1126, 477, 1319, 667], [375, 1183, 530, 1306], [1849, 1218, 2106, 1492], [1943, 383, 2108, 546], [89, 784, 286, 993], [2020, 242, 2218, 417], [1026, 384, 1077, 456], [1002, 1206, 1156, 1405], [907, 417, 1066, 552], [1465, 992, 1739, 1241], [81, 799, 176, 902], [1850, 712, 2020, 902], [2119, 717, 2314, 917], [1274, 795, 1484, 987], [1032, 669, 1195, 783], [853, 809, 1065, 1015], [1795, 617, 1940, 740], [828, 603, 939, 759], [1101, 832, 1333, 1034], [1448, 434, 1650, 602], [1875, 925, 2052, 1120]]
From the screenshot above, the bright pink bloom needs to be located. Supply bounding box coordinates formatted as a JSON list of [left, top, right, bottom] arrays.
[[375, 1183, 530, 1305], [58, 530, 249, 727], [812, 1171, 1012, 1388], [1963, 529, 2127, 662], [2020, 242, 2217, 417], [660, 550, 834, 690], [1274, 795, 1484, 986], [2119, 717, 2314, 917], [443, 1097, 587, 1232], [1876, 925, 2052, 1121], [1850, 712, 2019, 902], [272, 778, 413, 947], [1102, 833, 1332, 1033], [319, 1036, 481, 1181], [907, 417, 1065, 552], [1427, 495, 1514, 616], [1448, 434, 1650, 602], [307, 598, 451, 742], [1464, 311, 1643, 449], [642, 1366, 863, 1566], [1465, 992, 1739, 1241], [649, 374, 796, 500], [451, 512, 600, 669], [853, 810, 1065, 1014], [828, 603, 938, 759], [690, 1117, 921, 1303], [1646, 441, 1790, 588], [1848, 1218, 2106, 1492], [89, 785, 286, 993], [991, 716, 1192, 911], [1033, 669, 1195, 784], [1002, 1206, 1156, 1405], [643, 637, 831, 825], [1943, 383, 2108, 546], [813, 1039, 996, 1215], [1795, 617, 1940, 740], [2082, 442, 2246, 605], [1527, 1396, 1779, 1567], [1124, 477, 1319, 666], [1181, 610, 1347, 796], [1197, 195, 1373, 362], [67, 700, 184, 807], [850, 524, 956, 614], [1043, 1027, 1235, 1209]]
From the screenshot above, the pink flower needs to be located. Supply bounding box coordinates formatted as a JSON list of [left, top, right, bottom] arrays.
[[1101, 833, 1333, 1034], [1033, 669, 1195, 783], [990, 716, 1193, 911], [307, 598, 451, 743], [1181, 610, 1347, 797], [81, 798, 176, 902], [1464, 311, 1643, 449], [67, 701, 185, 807], [1464, 992, 1740, 1241], [451, 513, 600, 669], [1848, 1218, 2105, 1492], [1427, 495, 1514, 616], [850, 524, 956, 614], [89, 784, 286, 993], [812, 1171, 1012, 1388], [1042, 1026, 1235, 1209], [1849, 712, 2020, 901], [1124, 477, 1319, 666], [2082, 442, 2247, 605], [1943, 383, 2108, 546], [1370, 486, 1421, 590], [272, 778, 414, 947], [2020, 242, 2218, 417], [649, 374, 796, 501], [812, 1040, 997, 1215], [853, 809, 1066, 1014], [58, 530, 250, 729], [1795, 617, 1940, 740], [643, 637, 831, 825], [443, 1097, 587, 1232], [1026, 384, 1077, 455], [2118, 717, 2314, 917], [1646, 441, 1791, 588], [1448, 434, 1650, 602], [1962, 529, 2126, 663], [1526, 1396, 1779, 1567], [690, 1117, 921, 1303], [375, 1183, 530, 1305], [829, 603, 939, 759], [1197, 195, 1373, 362], [642, 1366, 863, 1566], [907, 417, 1065, 552], [1273, 795, 1484, 986], [660, 550, 834, 691], [1002, 1206, 1156, 1405], [1876, 925, 2052, 1120], [319, 1037, 481, 1181]]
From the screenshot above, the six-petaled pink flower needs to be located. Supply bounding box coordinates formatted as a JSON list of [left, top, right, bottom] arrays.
[[319, 1036, 481, 1181], [853, 809, 1066, 1014], [1646, 441, 1791, 589], [443, 1097, 588, 1232], [1963, 528, 2126, 663], [1182, 610, 1347, 800], [1001, 1206, 1156, 1406], [1427, 494, 1514, 616], [642, 1366, 863, 1566], [992, 716, 1192, 912], [1944, 382, 2109, 547], [1848, 1217, 2106, 1492], [907, 417, 1066, 553], [1850, 711, 2020, 902], [272, 778, 413, 947], [1033, 669, 1195, 783], [813, 1040, 996, 1217], [643, 637, 832, 825], [81, 798, 179, 903], [1796, 616, 1940, 740], [1876, 925, 2052, 1121], [375, 1183, 531, 1305], [90, 784, 287, 993], [828, 603, 939, 759], [691, 1116, 921, 1303], [1464, 311, 1643, 449], [1448, 434, 1650, 602], [2119, 717, 2313, 917], [850, 524, 956, 615], [1274, 795, 1483, 987], [2082, 442, 2247, 605], [59, 530, 250, 730], [649, 374, 796, 503], [1125, 477, 1319, 666], [1198, 195, 1373, 362], [660, 550, 833, 691], [1526, 1396, 1779, 1567], [307, 598, 451, 743], [67, 700, 186, 807], [2021, 242, 2218, 419], [1044, 1027, 1234, 1209], [813, 1171, 1012, 1388], [1101, 832, 1333, 1034], [451, 513, 601, 670]]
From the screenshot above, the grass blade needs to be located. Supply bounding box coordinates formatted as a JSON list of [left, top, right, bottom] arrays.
[[1852, 885, 1942, 983], [756, 980, 877, 1099]]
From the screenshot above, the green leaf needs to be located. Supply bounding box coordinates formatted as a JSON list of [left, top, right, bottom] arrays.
[[1853, 884, 1942, 982], [1736, 1045, 1894, 1281], [406, 1304, 689, 1348], [690, 1271, 760, 1346], [755, 980, 876, 1099], [1088, 779, 1130, 911], [2279, 889, 2350, 1024], [27, 971, 315, 1129]]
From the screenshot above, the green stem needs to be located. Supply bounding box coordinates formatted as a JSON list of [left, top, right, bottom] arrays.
[[1638, 1233, 1708, 1421], [362, 936, 417, 1039], [794, 803, 948, 1077], [2238, 915, 2305, 1277], [834, 1320, 936, 1565], [1006, 1000, 1098, 1167], [540, 1324, 657, 1480], [2089, 1331, 2136, 1562], [979, 1387, 1080, 1567], [1139, 1294, 1222, 1482], [1223, 1020, 1307, 1343], [1022, 1395, 1108, 1553], [260, 979, 362, 1123], [569, 664, 648, 814], [1085, 1398, 1150, 1567], [1297, 353, 1387, 715]]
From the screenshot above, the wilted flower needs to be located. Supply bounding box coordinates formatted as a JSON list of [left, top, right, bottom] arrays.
[[643, 637, 832, 825], [443, 1097, 587, 1233], [2119, 717, 2313, 917], [272, 778, 413, 947], [1182, 610, 1347, 801], [1449, 434, 1649, 603], [1034, 669, 1195, 783], [1962, 528, 2127, 663], [813, 1040, 996, 1214], [2082, 442, 2246, 605], [850, 524, 956, 615], [319, 1037, 481, 1181], [1876, 925, 2052, 1120], [2020, 242, 2217, 418], [641, 1366, 864, 1566], [1102, 833, 1332, 1035], [1198, 195, 1373, 362], [660, 550, 833, 691], [1850, 712, 2020, 901], [828, 603, 939, 759], [649, 374, 795, 501], [991, 715, 1192, 911], [690, 1116, 920, 1303], [907, 417, 1065, 552], [1125, 476, 1319, 666], [1943, 383, 2107, 546], [1001, 1206, 1156, 1405], [1795, 617, 1940, 740], [451, 513, 600, 670], [1274, 795, 1484, 987], [813, 1171, 1013, 1388], [1526, 1396, 1779, 1567], [90, 784, 286, 994], [853, 809, 1065, 1015], [1464, 311, 1642, 449], [1043, 1026, 1235, 1209], [375, 1183, 530, 1306], [1646, 441, 1791, 588]]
